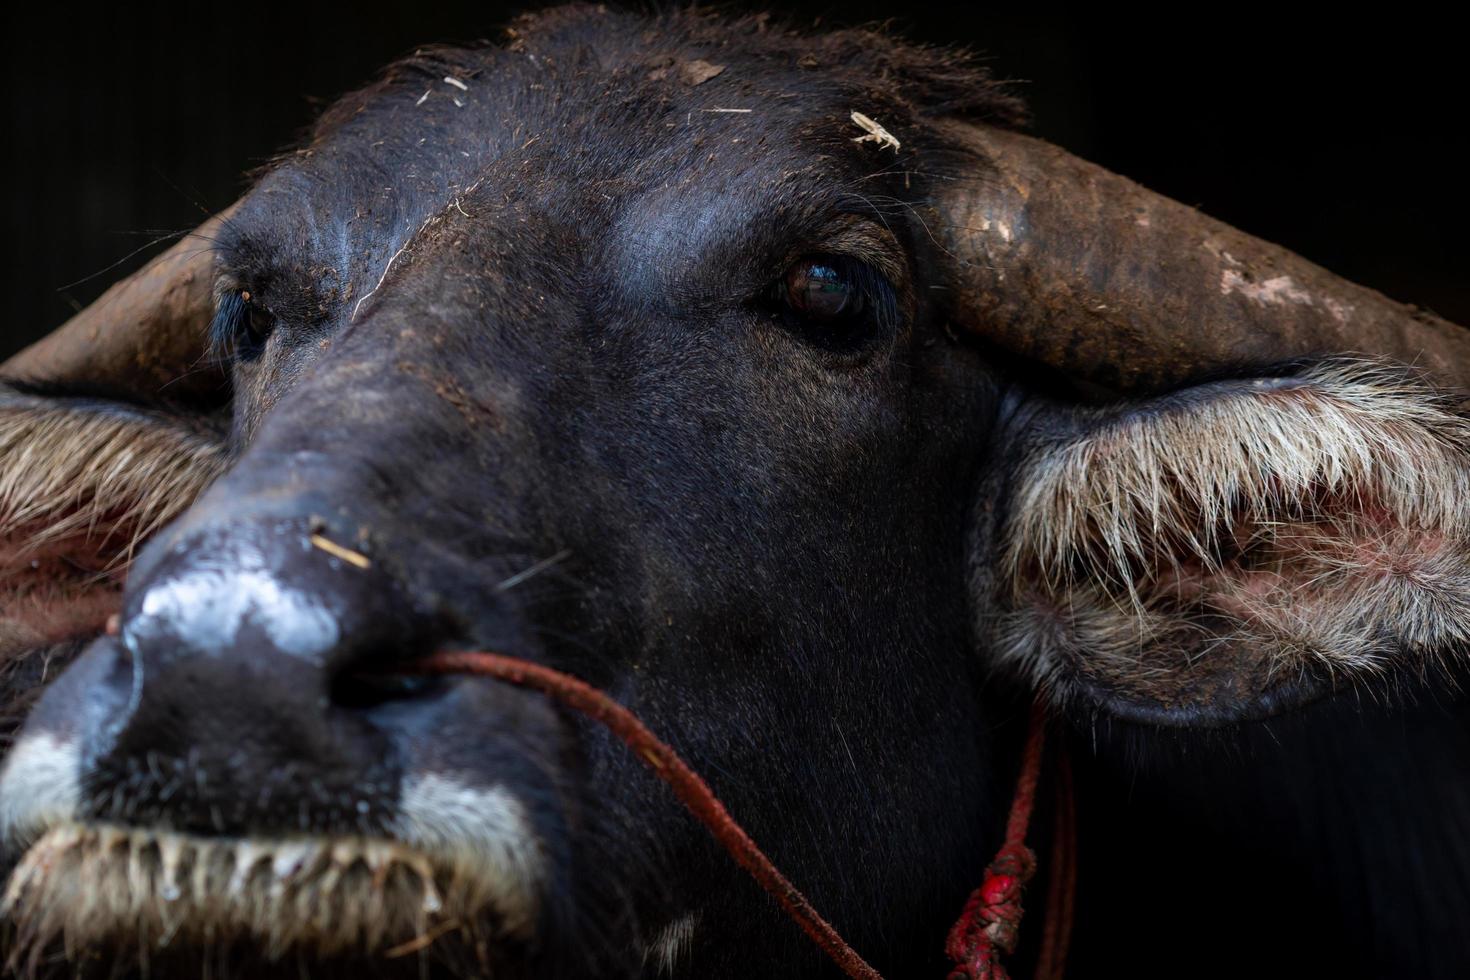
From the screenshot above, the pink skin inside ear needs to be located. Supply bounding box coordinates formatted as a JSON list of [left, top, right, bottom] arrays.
[[1146, 495, 1451, 631], [1, 525, 130, 653]]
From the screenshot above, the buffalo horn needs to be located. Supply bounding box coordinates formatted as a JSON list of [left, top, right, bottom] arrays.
[[2, 212, 232, 403], [935, 123, 1470, 394]]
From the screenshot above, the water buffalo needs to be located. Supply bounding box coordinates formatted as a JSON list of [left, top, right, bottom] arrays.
[[2, 6, 1467, 978]]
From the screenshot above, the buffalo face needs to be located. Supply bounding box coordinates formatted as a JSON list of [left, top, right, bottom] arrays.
[[3, 6, 1469, 979], [1, 11, 1015, 977]]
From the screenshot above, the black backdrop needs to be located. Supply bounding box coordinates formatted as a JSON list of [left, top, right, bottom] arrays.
[[4, 3, 1466, 358]]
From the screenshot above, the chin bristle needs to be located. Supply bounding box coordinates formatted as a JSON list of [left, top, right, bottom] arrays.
[[1, 822, 506, 977]]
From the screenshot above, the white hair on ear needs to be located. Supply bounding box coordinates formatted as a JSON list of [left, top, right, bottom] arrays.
[[0, 393, 227, 567], [1001, 360, 1470, 703]]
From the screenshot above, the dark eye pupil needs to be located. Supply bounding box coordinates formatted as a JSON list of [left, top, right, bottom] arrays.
[[242, 291, 274, 345], [786, 262, 861, 320], [247, 308, 268, 342]]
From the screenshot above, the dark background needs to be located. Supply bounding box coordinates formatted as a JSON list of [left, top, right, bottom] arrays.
[[3, 3, 1466, 358]]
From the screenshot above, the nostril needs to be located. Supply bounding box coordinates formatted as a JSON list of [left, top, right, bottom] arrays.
[[330, 665, 451, 710]]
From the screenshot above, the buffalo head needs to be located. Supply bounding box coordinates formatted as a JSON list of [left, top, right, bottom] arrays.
[[2, 6, 1467, 978]]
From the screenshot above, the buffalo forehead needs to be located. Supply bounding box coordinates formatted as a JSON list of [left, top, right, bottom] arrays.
[[222, 27, 886, 314]]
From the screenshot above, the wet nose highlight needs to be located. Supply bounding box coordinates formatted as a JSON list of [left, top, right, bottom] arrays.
[[120, 520, 375, 665]]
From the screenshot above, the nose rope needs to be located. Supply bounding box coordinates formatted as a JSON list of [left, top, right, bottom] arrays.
[[417, 651, 1070, 979]]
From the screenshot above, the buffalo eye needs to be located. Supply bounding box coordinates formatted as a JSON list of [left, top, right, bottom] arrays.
[[772, 255, 895, 350], [245, 293, 275, 344], [210, 288, 277, 360], [785, 260, 866, 321]]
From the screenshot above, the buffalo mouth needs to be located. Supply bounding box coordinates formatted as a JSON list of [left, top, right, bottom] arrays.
[[1, 822, 532, 979]]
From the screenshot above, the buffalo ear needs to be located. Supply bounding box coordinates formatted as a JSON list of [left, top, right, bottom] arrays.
[[936, 123, 1470, 724], [0, 386, 228, 665], [987, 362, 1470, 727]]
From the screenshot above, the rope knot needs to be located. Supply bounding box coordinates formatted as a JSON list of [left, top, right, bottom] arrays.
[[944, 842, 1037, 980]]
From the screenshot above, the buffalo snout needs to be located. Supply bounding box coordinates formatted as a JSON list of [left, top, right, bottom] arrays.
[[0, 506, 566, 969], [103, 515, 419, 834]]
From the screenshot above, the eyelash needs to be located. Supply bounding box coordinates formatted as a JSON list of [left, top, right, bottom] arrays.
[[210, 289, 276, 361]]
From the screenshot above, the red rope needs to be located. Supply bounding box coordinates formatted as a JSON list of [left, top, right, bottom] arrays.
[[1034, 743, 1076, 980], [944, 699, 1050, 980], [418, 651, 883, 980], [416, 651, 1067, 980]]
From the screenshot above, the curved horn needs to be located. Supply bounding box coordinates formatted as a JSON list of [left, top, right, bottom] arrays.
[[936, 123, 1470, 394], [2, 211, 232, 403]]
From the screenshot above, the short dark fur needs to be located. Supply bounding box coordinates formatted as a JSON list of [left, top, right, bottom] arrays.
[[1, 6, 1466, 979]]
